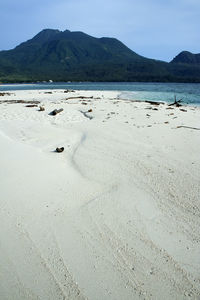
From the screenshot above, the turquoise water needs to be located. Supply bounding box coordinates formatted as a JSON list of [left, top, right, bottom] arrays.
[[0, 82, 200, 105]]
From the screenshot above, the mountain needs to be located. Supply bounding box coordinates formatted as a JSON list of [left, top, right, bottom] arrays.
[[171, 51, 200, 65], [0, 29, 200, 83]]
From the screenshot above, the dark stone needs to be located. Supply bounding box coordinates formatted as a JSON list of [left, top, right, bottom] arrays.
[[56, 147, 64, 153]]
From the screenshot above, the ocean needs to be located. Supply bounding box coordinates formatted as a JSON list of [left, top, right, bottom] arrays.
[[0, 82, 200, 105]]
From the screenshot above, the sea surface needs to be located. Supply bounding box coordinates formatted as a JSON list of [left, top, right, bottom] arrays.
[[0, 82, 200, 105]]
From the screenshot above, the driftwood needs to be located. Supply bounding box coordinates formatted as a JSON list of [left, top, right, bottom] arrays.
[[144, 100, 163, 105], [39, 106, 45, 111], [66, 96, 93, 100], [0, 100, 40, 104], [0, 92, 12, 96], [176, 126, 200, 130], [80, 110, 93, 120], [26, 104, 38, 107], [88, 109, 93, 112], [63, 90, 75, 93], [119, 99, 164, 105], [49, 108, 63, 116], [148, 107, 158, 110], [132, 100, 163, 105], [169, 95, 182, 107], [56, 147, 64, 152]]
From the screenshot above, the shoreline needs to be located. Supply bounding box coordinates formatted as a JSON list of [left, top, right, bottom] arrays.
[[1, 88, 199, 108], [0, 89, 200, 299], [0, 82, 200, 107]]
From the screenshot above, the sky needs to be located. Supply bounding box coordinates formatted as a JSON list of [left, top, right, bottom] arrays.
[[0, 0, 199, 61]]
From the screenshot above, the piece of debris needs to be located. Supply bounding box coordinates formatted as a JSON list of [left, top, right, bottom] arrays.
[[56, 147, 64, 153], [80, 110, 93, 120], [146, 114, 151, 117], [0, 100, 40, 105], [88, 109, 93, 112], [49, 108, 63, 116], [176, 126, 200, 130], [81, 102, 87, 105], [26, 104, 38, 107], [39, 106, 45, 111], [164, 121, 169, 124], [180, 109, 187, 112], [144, 100, 163, 105], [130, 100, 163, 105], [168, 95, 182, 107], [166, 107, 174, 110], [66, 96, 93, 100], [44, 92, 52, 94], [0, 92, 12, 96], [63, 89, 75, 93]]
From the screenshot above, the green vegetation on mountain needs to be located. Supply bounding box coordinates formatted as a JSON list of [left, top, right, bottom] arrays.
[[171, 51, 200, 65], [0, 29, 200, 83]]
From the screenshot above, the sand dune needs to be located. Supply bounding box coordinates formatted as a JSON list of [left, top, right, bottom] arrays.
[[0, 89, 200, 299]]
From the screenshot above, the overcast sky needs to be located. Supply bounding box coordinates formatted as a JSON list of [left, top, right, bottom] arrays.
[[0, 0, 199, 61]]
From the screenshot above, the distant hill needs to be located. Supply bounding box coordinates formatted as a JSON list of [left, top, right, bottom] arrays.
[[0, 29, 200, 83], [171, 51, 200, 64]]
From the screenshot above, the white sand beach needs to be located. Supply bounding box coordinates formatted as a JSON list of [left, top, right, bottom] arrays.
[[0, 89, 200, 299]]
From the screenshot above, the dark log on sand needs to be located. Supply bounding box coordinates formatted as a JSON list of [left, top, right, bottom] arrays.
[[0, 92, 12, 96], [56, 147, 64, 152], [63, 90, 75, 93], [168, 96, 182, 107], [49, 108, 63, 116], [0, 100, 40, 104], [144, 100, 163, 105], [26, 104, 38, 107], [66, 96, 93, 100]]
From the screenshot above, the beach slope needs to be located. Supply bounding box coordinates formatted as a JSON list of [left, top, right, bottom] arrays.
[[0, 89, 200, 299]]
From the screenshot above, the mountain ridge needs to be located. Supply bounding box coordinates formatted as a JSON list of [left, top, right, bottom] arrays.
[[171, 51, 200, 65], [0, 29, 199, 83]]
